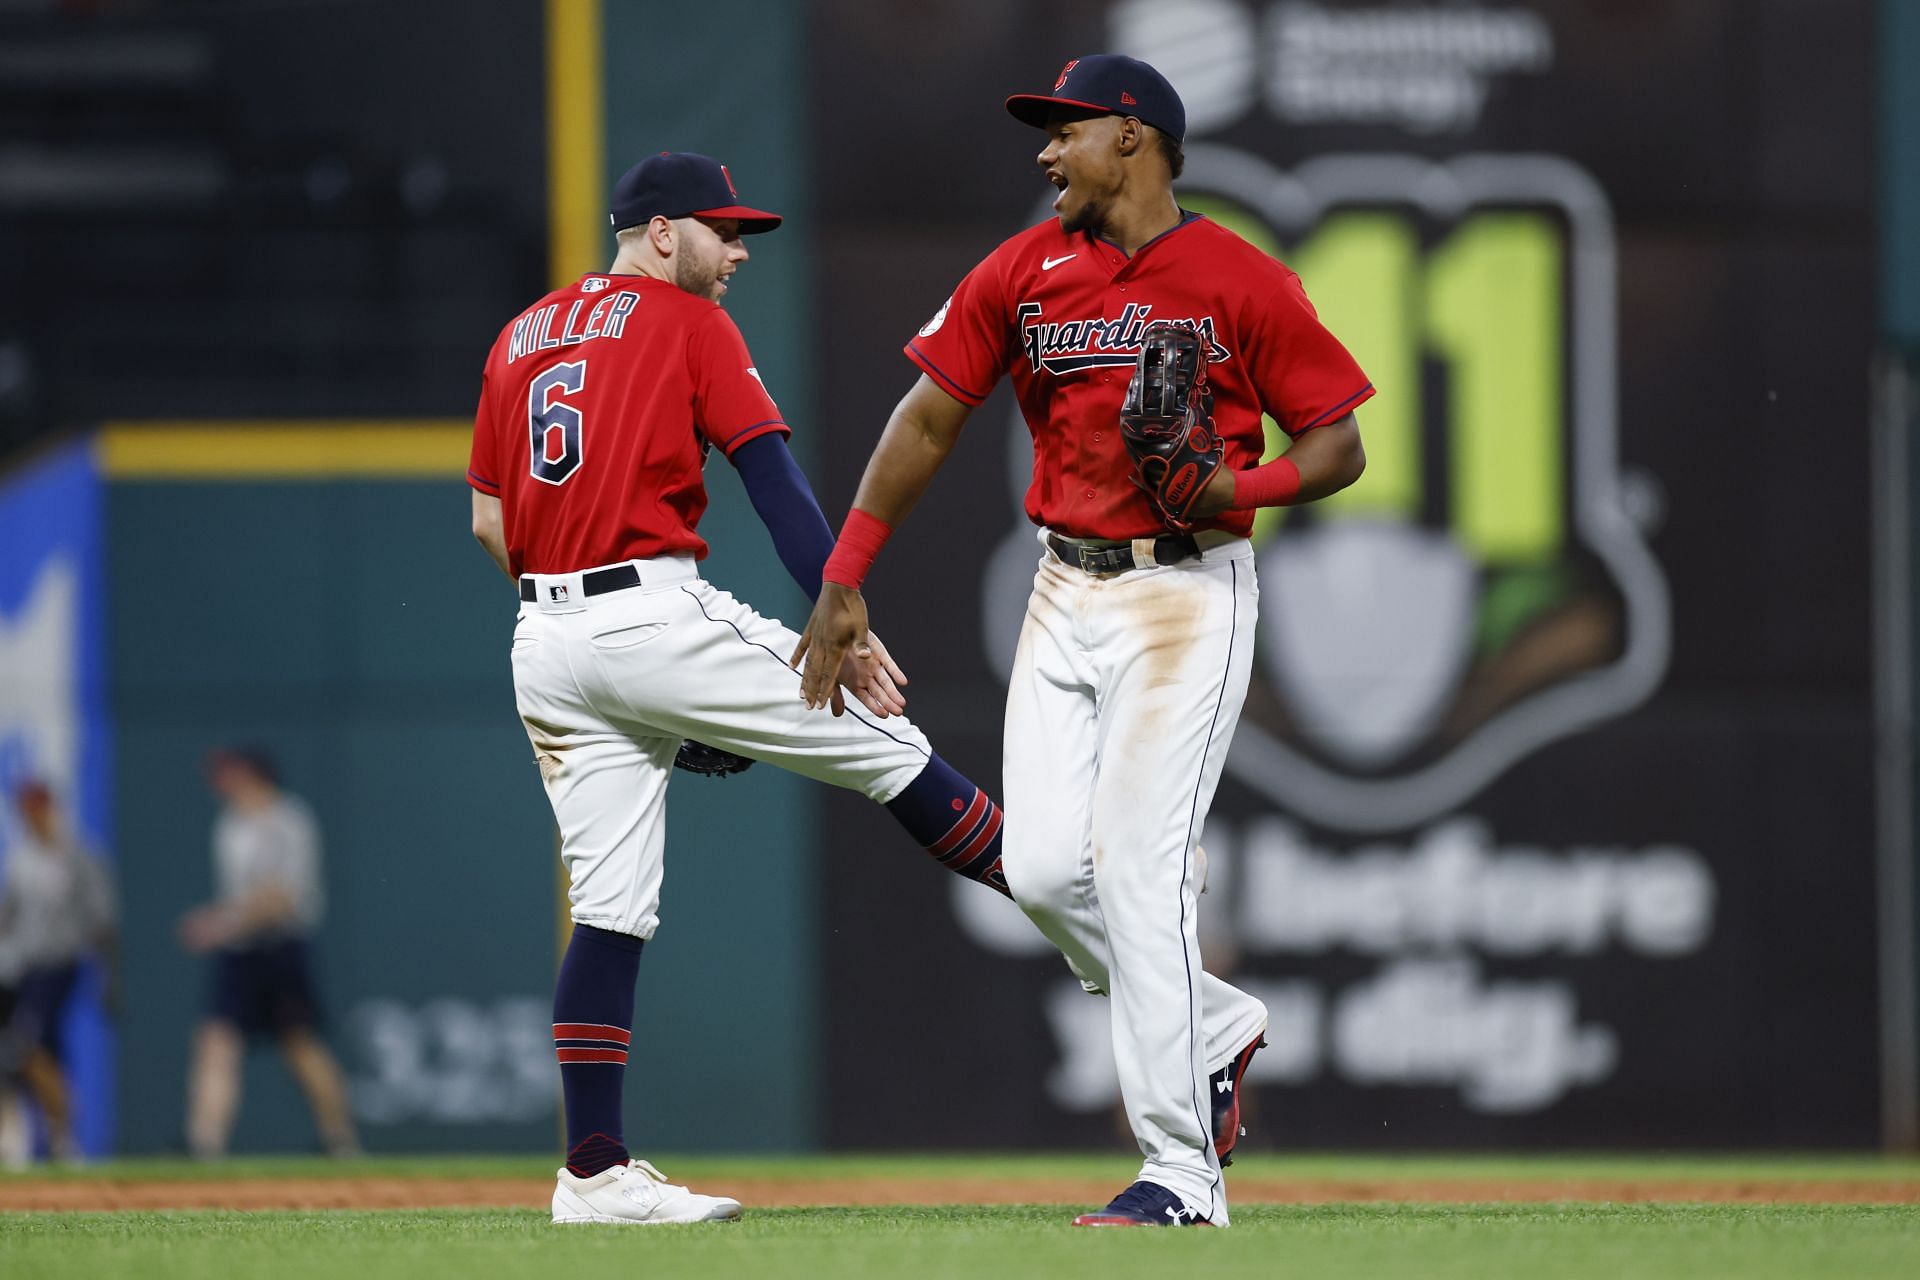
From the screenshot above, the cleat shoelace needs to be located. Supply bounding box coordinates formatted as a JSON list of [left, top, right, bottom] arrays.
[[614, 1159, 691, 1203]]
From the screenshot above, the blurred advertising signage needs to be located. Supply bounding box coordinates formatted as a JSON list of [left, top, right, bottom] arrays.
[[970, 150, 1692, 1119], [955, 817, 1713, 1116], [0, 441, 114, 1154], [1111, 0, 1556, 135], [345, 996, 556, 1126], [0, 445, 102, 822]]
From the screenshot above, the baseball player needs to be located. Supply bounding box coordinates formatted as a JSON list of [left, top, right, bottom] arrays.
[[468, 152, 1014, 1226], [793, 56, 1370, 1227]]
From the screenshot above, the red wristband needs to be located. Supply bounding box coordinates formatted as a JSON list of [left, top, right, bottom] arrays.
[[822, 508, 894, 589], [1229, 456, 1302, 510]]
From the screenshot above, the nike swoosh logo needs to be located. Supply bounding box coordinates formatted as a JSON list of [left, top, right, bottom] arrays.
[[1041, 254, 1077, 271]]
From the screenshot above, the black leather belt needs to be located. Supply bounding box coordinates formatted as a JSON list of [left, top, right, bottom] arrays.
[[519, 563, 642, 603], [1047, 533, 1201, 575]]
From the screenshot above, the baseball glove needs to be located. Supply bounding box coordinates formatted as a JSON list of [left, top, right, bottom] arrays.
[[673, 740, 755, 778], [1119, 320, 1225, 532]]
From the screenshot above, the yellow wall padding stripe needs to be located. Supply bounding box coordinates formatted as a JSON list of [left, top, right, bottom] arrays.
[[547, 0, 605, 289], [96, 422, 472, 479], [544, 0, 606, 967]]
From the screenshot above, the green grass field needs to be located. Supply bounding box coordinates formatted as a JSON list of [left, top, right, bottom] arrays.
[[5, 1154, 1920, 1280]]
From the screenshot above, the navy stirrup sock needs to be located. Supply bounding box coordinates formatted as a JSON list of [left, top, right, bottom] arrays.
[[553, 923, 644, 1176], [886, 753, 1011, 897]]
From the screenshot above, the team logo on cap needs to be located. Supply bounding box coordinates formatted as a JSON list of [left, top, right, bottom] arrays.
[[1054, 59, 1078, 91], [721, 165, 738, 198]]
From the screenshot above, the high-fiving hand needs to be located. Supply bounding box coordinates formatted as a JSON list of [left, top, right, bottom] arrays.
[[792, 582, 908, 717]]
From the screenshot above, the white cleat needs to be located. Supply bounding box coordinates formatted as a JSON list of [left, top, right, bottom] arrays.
[[551, 1158, 743, 1225]]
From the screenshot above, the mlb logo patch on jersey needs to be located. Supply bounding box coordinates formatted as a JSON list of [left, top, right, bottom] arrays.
[[581, 277, 610, 293]]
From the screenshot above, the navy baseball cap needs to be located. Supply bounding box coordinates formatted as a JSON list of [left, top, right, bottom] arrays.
[[609, 152, 782, 235], [1006, 54, 1186, 144]]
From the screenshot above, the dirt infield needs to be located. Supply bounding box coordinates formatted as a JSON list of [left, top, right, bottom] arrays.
[[5, 1174, 1920, 1212]]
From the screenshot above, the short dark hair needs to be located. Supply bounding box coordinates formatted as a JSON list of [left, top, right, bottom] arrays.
[[210, 745, 279, 787], [1154, 128, 1185, 180]]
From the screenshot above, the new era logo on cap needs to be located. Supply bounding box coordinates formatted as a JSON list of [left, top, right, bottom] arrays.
[[1006, 53, 1186, 144]]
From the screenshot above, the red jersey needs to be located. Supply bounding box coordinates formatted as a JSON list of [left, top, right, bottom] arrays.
[[906, 214, 1373, 539], [468, 274, 788, 575]]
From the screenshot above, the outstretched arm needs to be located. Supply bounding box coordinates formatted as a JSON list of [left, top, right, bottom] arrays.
[[790, 375, 974, 712], [728, 433, 838, 602], [840, 373, 976, 526]]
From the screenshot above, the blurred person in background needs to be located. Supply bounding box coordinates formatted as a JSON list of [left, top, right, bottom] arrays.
[[0, 778, 118, 1162], [0, 857, 26, 1167], [178, 748, 359, 1158]]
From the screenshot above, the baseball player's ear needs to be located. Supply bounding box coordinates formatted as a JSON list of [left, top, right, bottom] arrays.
[[649, 215, 676, 258]]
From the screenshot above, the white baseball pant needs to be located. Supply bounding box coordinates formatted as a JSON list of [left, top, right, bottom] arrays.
[[509, 555, 933, 939], [1001, 530, 1268, 1227]]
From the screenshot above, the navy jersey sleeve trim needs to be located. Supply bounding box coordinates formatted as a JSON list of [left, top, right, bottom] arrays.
[[905, 341, 989, 406], [1292, 384, 1375, 436], [467, 468, 502, 495], [719, 418, 791, 454]]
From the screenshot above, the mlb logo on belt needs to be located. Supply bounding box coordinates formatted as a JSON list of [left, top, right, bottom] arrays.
[[549, 584, 570, 603]]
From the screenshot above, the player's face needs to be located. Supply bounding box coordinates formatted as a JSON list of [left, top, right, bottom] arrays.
[[205, 756, 251, 801], [1038, 111, 1124, 235], [16, 788, 55, 840], [673, 217, 749, 303]]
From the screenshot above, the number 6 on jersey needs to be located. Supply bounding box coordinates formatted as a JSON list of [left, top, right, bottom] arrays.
[[529, 360, 586, 485]]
